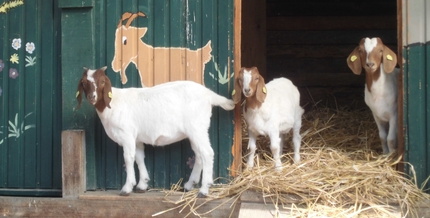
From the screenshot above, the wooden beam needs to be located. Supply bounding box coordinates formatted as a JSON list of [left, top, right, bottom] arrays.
[[232, 0, 242, 177], [62, 130, 86, 199]]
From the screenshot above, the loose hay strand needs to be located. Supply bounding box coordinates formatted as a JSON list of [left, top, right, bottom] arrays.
[[155, 107, 430, 217]]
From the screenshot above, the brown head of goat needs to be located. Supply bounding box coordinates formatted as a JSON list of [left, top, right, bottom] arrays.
[[76, 66, 112, 112], [232, 67, 267, 110], [347, 37, 398, 92]]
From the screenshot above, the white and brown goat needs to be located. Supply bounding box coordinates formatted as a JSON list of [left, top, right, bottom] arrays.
[[347, 37, 400, 154], [76, 66, 235, 197], [111, 12, 212, 87], [233, 67, 304, 168]]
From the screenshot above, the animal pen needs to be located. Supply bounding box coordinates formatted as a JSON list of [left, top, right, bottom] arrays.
[[0, 0, 430, 217]]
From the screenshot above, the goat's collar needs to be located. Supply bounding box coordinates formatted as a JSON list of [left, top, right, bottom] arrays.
[[365, 65, 382, 93], [244, 95, 263, 112]]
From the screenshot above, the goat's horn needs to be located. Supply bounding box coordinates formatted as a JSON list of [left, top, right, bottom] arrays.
[[117, 12, 134, 28], [124, 12, 146, 28]]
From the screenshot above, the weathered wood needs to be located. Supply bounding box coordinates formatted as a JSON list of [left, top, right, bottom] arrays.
[[267, 30, 397, 45], [241, 0, 267, 76], [62, 130, 86, 199], [267, 16, 397, 31], [0, 191, 240, 218]]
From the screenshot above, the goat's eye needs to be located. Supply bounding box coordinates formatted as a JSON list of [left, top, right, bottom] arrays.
[[122, 36, 127, 45], [255, 77, 259, 81]]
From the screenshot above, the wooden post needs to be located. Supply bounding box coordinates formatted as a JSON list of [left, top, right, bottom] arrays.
[[62, 130, 86, 199]]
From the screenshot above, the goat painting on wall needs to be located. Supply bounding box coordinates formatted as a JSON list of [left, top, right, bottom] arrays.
[[347, 37, 400, 154], [111, 12, 212, 87]]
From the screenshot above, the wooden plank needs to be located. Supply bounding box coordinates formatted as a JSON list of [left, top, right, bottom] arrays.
[[241, 0, 266, 76], [0, 191, 240, 218], [62, 130, 86, 199], [267, 16, 397, 31], [232, 0, 243, 177], [267, 30, 397, 45], [266, 1, 397, 17]]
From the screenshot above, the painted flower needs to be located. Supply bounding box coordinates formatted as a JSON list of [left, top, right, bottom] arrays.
[[9, 68, 18, 79], [0, 59, 4, 72], [26, 42, 35, 54], [10, 53, 19, 64], [11, 38, 21, 50]]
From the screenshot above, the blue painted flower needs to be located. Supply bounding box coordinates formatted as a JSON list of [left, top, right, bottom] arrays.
[[26, 42, 35, 54], [0, 59, 4, 72], [9, 68, 18, 79], [12, 38, 21, 50]]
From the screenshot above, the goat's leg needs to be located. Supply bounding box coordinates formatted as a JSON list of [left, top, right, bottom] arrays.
[[186, 133, 214, 197], [374, 116, 389, 154], [120, 141, 137, 196], [279, 133, 285, 157], [135, 142, 149, 193], [292, 117, 302, 163], [246, 131, 258, 168], [269, 133, 282, 169], [387, 116, 398, 153]]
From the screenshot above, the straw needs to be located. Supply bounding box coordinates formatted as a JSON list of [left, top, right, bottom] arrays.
[[154, 107, 430, 217]]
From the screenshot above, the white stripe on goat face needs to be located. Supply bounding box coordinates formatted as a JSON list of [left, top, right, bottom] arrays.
[[364, 37, 378, 63], [86, 69, 98, 104], [243, 69, 252, 92]]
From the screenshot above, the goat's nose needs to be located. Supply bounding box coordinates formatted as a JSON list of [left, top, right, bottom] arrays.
[[244, 88, 250, 93], [366, 62, 375, 68]]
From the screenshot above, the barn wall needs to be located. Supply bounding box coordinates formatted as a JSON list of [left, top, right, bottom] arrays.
[[266, 0, 397, 109], [0, 1, 62, 197], [402, 0, 430, 192]]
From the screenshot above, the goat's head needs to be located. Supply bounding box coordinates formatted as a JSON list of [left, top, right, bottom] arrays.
[[111, 12, 147, 84], [76, 66, 112, 111], [347, 37, 397, 75], [232, 67, 266, 105]]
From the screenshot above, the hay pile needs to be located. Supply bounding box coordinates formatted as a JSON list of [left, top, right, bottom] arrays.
[[156, 107, 430, 217]]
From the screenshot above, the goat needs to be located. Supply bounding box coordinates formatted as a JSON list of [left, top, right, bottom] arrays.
[[347, 37, 399, 154], [232, 67, 304, 168], [111, 12, 212, 87], [76, 66, 235, 197]]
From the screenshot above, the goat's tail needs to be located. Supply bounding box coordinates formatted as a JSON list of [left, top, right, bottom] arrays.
[[207, 89, 235, 111]]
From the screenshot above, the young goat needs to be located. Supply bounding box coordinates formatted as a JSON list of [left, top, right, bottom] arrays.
[[347, 37, 399, 154], [232, 67, 304, 168], [76, 66, 235, 197]]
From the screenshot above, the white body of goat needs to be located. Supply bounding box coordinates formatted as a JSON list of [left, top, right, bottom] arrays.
[[76, 67, 235, 197], [347, 37, 399, 154], [233, 67, 304, 168]]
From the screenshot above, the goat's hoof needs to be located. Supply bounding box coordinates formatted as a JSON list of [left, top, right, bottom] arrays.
[[119, 191, 130, 196], [197, 192, 207, 198], [134, 188, 146, 193]]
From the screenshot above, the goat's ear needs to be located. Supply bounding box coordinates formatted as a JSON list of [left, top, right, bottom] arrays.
[[382, 45, 397, 73], [103, 76, 112, 109], [347, 47, 362, 75], [232, 68, 243, 104], [256, 75, 267, 103], [76, 79, 84, 110]]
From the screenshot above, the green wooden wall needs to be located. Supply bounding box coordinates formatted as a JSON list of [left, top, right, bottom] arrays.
[[402, 0, 430, 192], [0, 1, 62, 196], [61, 0, 235, 190]]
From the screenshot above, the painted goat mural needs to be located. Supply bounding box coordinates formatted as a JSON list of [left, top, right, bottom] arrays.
[[111, 12, 212, 87]]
